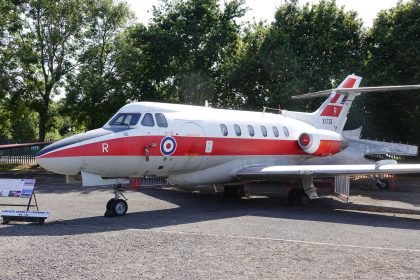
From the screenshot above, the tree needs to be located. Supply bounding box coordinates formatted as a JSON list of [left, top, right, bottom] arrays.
[[126, 0, 246, 106], [7, 0, 94, 141], [362, 0, 420, 145], [64, 0, 132, 129], [224, 22, 303, 110], [225, 0, 366, 113]]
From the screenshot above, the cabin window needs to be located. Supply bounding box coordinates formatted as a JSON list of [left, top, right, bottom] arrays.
[[141, 113, 155, 127], [234, 124, 241, 136], [220, 124, 228, 136], [109, 113, 141, 126], [261, 126, 267, 137], [247, 125, 255, 137], [272, 126, 279, 137], [155, 113, 168, 128], [283, 126, 290, 137]]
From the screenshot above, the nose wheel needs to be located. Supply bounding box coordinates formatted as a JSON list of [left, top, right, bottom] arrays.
[[104, 185, 128, 217]]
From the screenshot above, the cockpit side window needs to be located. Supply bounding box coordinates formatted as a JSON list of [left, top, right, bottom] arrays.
[[109, 113, 141, 126], [141, 113, 155, 127], [155, 113, 168, 128]]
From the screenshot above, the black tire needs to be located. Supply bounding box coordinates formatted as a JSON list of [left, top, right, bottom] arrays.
[[298, 190, 310, 206], [287, 188, 298, 205], [106, 198, 116, 210], [236, 186, 245, 197], [104, 209, 115, 217], [113, 199, 128, 216], [223, 186, 233, 198], [223, 186, 245, 198], [376, 179, 390, 190]]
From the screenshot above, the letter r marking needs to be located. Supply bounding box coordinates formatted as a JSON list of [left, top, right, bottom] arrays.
[[102, 143, 109, 153]]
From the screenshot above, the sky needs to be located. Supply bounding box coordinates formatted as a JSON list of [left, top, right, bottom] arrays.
[[123, 0, 407, 28]]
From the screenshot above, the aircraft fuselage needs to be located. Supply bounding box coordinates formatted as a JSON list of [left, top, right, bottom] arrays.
[[36, 102, 345, 185]]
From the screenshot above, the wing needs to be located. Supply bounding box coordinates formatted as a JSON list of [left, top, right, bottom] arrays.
[[236, 161, 420, 180]]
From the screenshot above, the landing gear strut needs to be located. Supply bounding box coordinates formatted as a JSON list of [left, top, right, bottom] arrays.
[[104, 184, 128, 217], [288, 177, 318, 206]]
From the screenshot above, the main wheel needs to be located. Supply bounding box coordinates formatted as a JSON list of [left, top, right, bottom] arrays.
[[298, 189, 310, 205], [287, 188, 298, 205], [114, 199, 128, 216], [288, 188, 310, 205], [104, 198, 128, 217], [376, 179, 390, 190], [223, 186, 245, 198], [106, 198, 116, 210]]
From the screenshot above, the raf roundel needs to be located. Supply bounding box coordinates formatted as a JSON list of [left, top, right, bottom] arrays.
[[160, 136, 177, 156]]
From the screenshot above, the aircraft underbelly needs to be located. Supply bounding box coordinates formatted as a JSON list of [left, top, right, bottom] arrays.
[[81, 154, 306, 179]]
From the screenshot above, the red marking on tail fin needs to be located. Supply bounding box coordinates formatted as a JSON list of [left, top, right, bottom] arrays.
[[321, 105, 342, 117], [330, 94, 341, 103], [343, 78, 356, 88]]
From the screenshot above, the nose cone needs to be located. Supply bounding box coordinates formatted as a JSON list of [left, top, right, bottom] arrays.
[[36, 135, 84, 175], [36, 128, 115, 175]]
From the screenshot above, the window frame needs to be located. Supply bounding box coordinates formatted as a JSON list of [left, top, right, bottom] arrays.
[[220, 124, 228, 136], [260, 125, 268, 137], [234, 124, 241, 136], [141, 113, 155, 127], [272, 126, 279, 137], [283, 126, 290, 137], [155, 113, 168, 128], [109, 113, 141, 126], [247, 125, 255, 137]]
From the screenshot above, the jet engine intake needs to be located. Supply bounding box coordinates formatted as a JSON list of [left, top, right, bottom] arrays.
[[298, 130, 347, 157]]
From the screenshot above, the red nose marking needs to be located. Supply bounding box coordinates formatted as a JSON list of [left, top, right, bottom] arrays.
[[300, 134, 311, 147]]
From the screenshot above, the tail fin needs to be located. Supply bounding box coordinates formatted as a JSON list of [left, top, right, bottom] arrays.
[[312, 74, 362, 132], [286, 74, 420, 132]]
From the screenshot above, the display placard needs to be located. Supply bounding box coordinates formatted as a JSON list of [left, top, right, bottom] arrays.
[[0, 179, 36, 198], [1, 210, 50, 218]]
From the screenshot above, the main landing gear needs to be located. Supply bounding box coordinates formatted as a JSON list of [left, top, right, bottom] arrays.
[[373, 177, 390, 190], [104, 184, 128, 217], [223, 185, 246, 198], [287, 177, 319, 205], [287, 188, 310, 205]]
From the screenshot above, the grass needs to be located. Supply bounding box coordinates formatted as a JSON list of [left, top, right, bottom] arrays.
[[0, 163, 44, 172]]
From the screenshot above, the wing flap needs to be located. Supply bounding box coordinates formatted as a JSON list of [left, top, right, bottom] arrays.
[[236, 163, 420, 180]]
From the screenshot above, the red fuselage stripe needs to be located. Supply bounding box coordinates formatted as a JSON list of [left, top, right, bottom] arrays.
[[39, 136, 315, 158]]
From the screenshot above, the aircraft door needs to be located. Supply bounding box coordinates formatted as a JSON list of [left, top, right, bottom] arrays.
[[136, 113, 160, 176], [171, 122, 206, 173]]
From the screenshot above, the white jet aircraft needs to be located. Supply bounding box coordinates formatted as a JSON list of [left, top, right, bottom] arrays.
[[36, 74, 420, 216]]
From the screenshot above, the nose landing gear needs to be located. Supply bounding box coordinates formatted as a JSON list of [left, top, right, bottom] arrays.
[[104, 185, 128, 217]]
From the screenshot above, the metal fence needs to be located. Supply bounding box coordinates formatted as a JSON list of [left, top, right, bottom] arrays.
[[0, 139, 51, 165]]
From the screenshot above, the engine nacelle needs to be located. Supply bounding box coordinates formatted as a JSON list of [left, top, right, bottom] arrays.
[[298, 130, 347, 157]]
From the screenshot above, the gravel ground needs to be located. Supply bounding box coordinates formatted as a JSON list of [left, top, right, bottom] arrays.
[[0, 183, 419, 280]]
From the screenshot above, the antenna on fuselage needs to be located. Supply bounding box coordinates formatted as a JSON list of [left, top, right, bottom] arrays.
[[262, 106, 283, 115]]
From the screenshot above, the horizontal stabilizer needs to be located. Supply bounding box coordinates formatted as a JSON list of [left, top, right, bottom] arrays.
[[292, 85, 420, 99]]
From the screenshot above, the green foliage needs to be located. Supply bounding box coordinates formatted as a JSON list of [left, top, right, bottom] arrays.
[[226, 0, 365, 112], [5, 0, 95, 140], [0, 103, 12, 138], [361, 0, 420, 145], [64, 0, 133, 129], [126, 0, 246, 106], [0, 0, 418, 149]]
